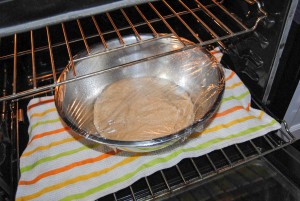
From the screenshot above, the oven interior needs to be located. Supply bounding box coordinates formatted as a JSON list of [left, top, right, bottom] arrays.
[[0, 0, 299, 200]]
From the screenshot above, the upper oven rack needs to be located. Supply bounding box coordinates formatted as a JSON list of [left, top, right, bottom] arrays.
[[0, 0, 267, 102]]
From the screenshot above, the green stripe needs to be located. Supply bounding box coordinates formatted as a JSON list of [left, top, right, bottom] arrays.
[[20, 144, 97, 173], [60, 119, 277, 201], [29, 118, 61, 135], [221, 91, 250, 103]]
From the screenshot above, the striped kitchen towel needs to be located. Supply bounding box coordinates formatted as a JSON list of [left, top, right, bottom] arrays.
[[16, 69, 280, 200]]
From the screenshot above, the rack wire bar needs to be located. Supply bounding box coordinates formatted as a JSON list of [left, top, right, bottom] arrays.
[[282, 120, 295, 140], [1, 68, 7, 121], [61, 23, 77, 77], [13, 34, 17, 94], [178, 0, 227, 49], [220, 148, 232, 166], [30, 31, 37, 89], [175, 165, 187, 184], [120, 9, 142, 41], [194, 0, 234, 35], [113, 193, 118, 201], [266, 134, 280, 147], [148, 2, 186, 46], [190, 158, 202, 178], [91, 16, 109, 50], [0, 0, 267, 102], [212, 0, 249, 30], [235, 144, 247, 159], [134, 5, 158, 37], [76, 19, 91, 54], [206, 154, 218, 172], [160, 170, 171, 191], [162, 0, 203, 43], [106, 13, 125, 45], [178, 0, 218, 41], [250, 140, 262, 155], [129, 186, 137, 201], [46, 26, 57, 83], [263, 135, 275, 149], [144, 177, 154, 197]]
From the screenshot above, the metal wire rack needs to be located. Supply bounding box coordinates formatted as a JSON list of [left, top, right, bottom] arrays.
[[0, 0, 267, 102], [161, 158, 300, 201], [93, 131, 294, 201], [6, 86, 295, 200], [1, 84, 295, 200]]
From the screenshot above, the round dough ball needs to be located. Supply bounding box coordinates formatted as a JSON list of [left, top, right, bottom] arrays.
[[94, 77, 195, 141]]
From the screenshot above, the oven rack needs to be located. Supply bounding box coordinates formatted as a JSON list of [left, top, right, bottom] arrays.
[[5, 90, 295, 200], [0, 0, 267, 102], [153, 158, 299, 201], [97, 132, 294, 201]]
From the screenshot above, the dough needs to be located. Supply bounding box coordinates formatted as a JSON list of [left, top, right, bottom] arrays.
[[94, 77, 195, 141]]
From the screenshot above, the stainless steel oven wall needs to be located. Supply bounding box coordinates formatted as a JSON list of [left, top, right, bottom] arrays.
[[262, 0, 299, 104], [268, 2, 300, 139], [219, 0, 298, 107], [284, 82, 300, 139]]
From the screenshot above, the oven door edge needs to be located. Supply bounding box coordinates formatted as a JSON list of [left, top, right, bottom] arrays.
[[262, 0, 299, 104]]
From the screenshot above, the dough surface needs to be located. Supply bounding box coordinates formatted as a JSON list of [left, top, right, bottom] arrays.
[[94, 77, 195, 141]]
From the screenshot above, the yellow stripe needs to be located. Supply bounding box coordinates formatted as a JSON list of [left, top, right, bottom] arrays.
[[225, 82, 243, 90], [16, 153, 142, 201], [192, 115, 256, 138], [30, 108, 57, 119], [258, 111, 264, 119], [21, 137, 80, 158]]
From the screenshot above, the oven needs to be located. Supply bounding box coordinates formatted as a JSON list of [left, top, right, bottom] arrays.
[[0, 0, 300, 200]]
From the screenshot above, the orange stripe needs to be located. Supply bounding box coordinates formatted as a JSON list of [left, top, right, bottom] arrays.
[[28, 99, 54, 112], [225, 71, 235, 81], [210, 50, 221, 55], [28, 127, 71, 145], [16, 153, 141, 201], [246, 103, 250, 111], [192, 115, 256, 138], [225, 82, 243, 89], [21, 136, 81, 158], [19, 150, 121, 185], [213, 105, 244, 118]]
